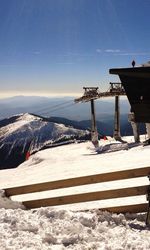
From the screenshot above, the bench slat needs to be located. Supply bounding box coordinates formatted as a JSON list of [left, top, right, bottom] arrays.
[[103, 203, 148, 214], [23, 185, 148, 209], [5, 166, 150, 196]]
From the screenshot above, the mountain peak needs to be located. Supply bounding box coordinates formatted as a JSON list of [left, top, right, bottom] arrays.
[[17, 113, 41, 122], [0, 113, 89, 169]]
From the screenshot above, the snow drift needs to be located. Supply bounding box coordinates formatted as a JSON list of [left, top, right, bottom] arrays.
[[0, 203, 149, 249]]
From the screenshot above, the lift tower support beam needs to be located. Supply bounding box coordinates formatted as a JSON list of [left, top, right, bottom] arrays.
[[113, 95, 121, 141], [90, 99, 99, 148]]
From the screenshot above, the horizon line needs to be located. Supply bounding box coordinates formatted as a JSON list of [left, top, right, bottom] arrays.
[[0, 92, 82, 99]]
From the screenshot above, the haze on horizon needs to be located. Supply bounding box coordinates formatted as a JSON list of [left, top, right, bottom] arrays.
[[0, 0, 150, 99]]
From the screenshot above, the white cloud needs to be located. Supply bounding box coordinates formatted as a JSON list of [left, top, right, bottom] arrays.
[[96, 49, 102, 53], [117, 52, 150, 56], [105, 49, 121, 53], [96, 49, 121, 54]]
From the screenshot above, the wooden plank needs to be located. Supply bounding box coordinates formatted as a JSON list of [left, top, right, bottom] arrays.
[[5, 166, 150, 197], [23, 185, 149, 209], [102, 203, 148, 214]]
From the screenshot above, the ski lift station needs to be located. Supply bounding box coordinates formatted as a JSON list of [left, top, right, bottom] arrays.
[[75, 63, 150, 147]]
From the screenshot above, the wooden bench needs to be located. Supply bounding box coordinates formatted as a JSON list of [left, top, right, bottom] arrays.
[[4, 166, 150, 224]]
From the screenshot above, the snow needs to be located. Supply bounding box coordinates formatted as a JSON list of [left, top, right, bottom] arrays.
[[0, 113, 86, 144], [0, 113, 40, 137], [0, 113, 88, 157], [0, 206, 149, 250], [0, 135, 150, 249], [0, 190, 24, 209]]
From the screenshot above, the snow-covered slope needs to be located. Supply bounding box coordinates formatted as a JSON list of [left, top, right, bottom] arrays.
[[0, 137, 150, 249], [0, 113, 88, 148], [0, 113, 89, 169], [1, 137, 150, 206]]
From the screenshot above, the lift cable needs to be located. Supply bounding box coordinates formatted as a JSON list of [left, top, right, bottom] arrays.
[[40, 102, 77, 117], [33, 99, 74, 114]]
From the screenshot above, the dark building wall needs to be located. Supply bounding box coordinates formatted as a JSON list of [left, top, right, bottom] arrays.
[[109, 67, 150, 122]]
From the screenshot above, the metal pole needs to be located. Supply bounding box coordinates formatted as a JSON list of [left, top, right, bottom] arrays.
[[90, 99, 99, 148], [113, 95, 121, 140], [128, 113, 140, 143], [146, 175, 150, 225]]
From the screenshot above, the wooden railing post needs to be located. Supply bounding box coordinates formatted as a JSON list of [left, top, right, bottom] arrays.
[[146, 175, 150, 225]]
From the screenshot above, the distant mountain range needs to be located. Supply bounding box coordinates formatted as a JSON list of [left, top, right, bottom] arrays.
[[46, 115, 146, 137], [0, 95, 130, 121]]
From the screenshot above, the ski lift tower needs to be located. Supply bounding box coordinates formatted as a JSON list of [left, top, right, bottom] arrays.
[[75, 87, 100, 148], [109, 83, 123, 141], [75, 83, 126, 143]]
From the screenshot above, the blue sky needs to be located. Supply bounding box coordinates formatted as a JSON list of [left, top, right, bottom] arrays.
[[0, 0, 150, 98]]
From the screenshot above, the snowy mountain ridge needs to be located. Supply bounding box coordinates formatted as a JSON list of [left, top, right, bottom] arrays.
[[0, 113, 41, 138], [0, 113, 86, 142], [0, 113, 89, 169]]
